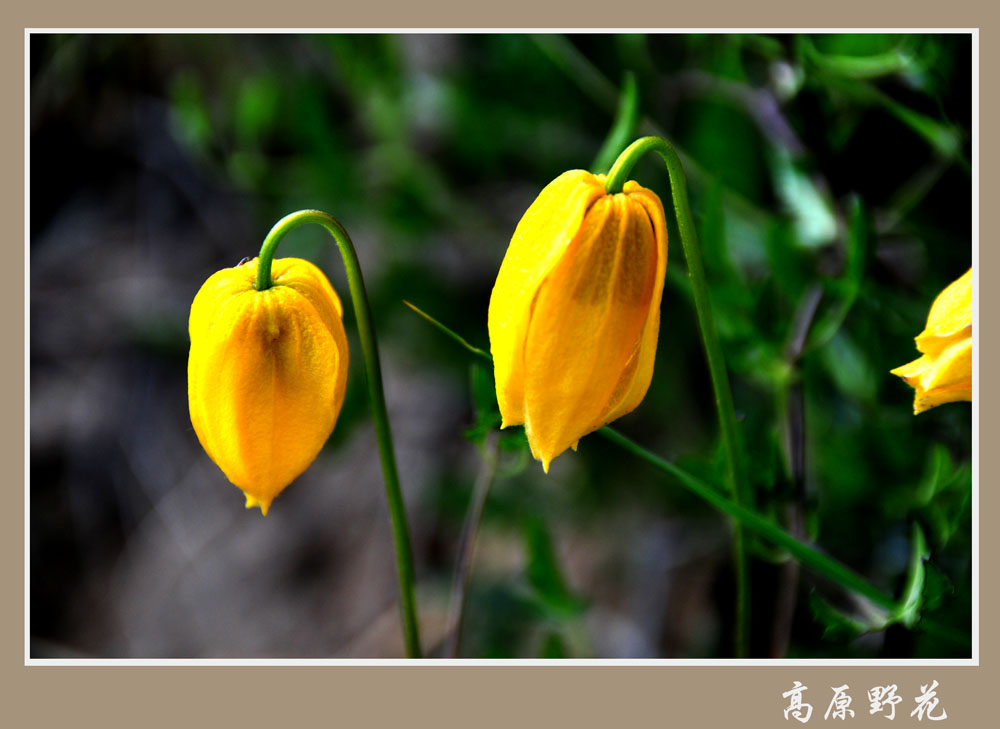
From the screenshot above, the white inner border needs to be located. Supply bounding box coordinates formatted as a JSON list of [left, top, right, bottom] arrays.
[[24, 27, 980, 667]]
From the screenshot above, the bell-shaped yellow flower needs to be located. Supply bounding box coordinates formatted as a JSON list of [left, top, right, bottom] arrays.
[[488, 170, 668, 471], [891, 268, 972, 415], [188, 257, 349, 514]]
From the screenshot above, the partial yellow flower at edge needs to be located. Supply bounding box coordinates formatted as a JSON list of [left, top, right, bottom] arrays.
[[891, 268, 972, 415], [188, 257, 349, 514], [488, 170, 668, 471]]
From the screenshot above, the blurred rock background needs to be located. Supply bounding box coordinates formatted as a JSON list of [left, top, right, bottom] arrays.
[[30, 33, 972, 658]]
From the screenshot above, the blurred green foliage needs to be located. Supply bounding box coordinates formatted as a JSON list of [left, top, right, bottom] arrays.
[[31, 32, 972, 658]]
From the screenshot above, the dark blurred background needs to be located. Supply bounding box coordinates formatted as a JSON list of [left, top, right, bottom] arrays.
[[30, 33, 972, 658]]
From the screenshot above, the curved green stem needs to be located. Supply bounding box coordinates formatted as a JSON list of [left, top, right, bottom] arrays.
[[257, 210, 422, 659], [607, 137, 751, 657]]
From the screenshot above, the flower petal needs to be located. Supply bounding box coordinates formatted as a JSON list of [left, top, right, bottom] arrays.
[[916, 268, 972, 355], [188, 258, 349, 512], [892, 268, 973, 415], [594, 182, 669, 427], [488, 170, 606, 428], [891, 334, 972, 414], [914, 385, 972, 414], [522, 193, 658, 469]]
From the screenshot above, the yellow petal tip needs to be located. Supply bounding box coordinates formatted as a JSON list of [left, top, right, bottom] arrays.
[[890, 269, 973, 416], [244, 492, 271, 516]]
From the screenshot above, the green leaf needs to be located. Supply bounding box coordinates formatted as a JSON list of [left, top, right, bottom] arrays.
[[876, 90, 964, 160], [894, 524, 930, 628], [921, 561, 951, 615], [809, 592, 880, 642], [800, 35, 917, 80], [809, 525, 945, 639], [916, 446, 953, 506], [915, 446, 972, 549]]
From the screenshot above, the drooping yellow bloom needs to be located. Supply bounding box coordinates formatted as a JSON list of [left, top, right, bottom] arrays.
[[891, 268, 972, 415], [488, 170, 668, 471], [188, 257, 349, 514]]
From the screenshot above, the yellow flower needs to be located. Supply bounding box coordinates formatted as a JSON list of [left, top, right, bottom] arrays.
[[891, 268, 972, 415], [188, 257, 349, 514], [488, 170, 668, 471]]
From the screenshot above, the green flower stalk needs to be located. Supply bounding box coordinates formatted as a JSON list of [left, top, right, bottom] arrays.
[[188, 210, 422, 659], [605, 136, 751, 657]]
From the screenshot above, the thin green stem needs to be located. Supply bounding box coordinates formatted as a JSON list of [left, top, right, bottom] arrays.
[[598, 428, 894, 610], [403, 300, 492, 361], [607, 136, 751, 657], [257, 210, 422, 658]]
